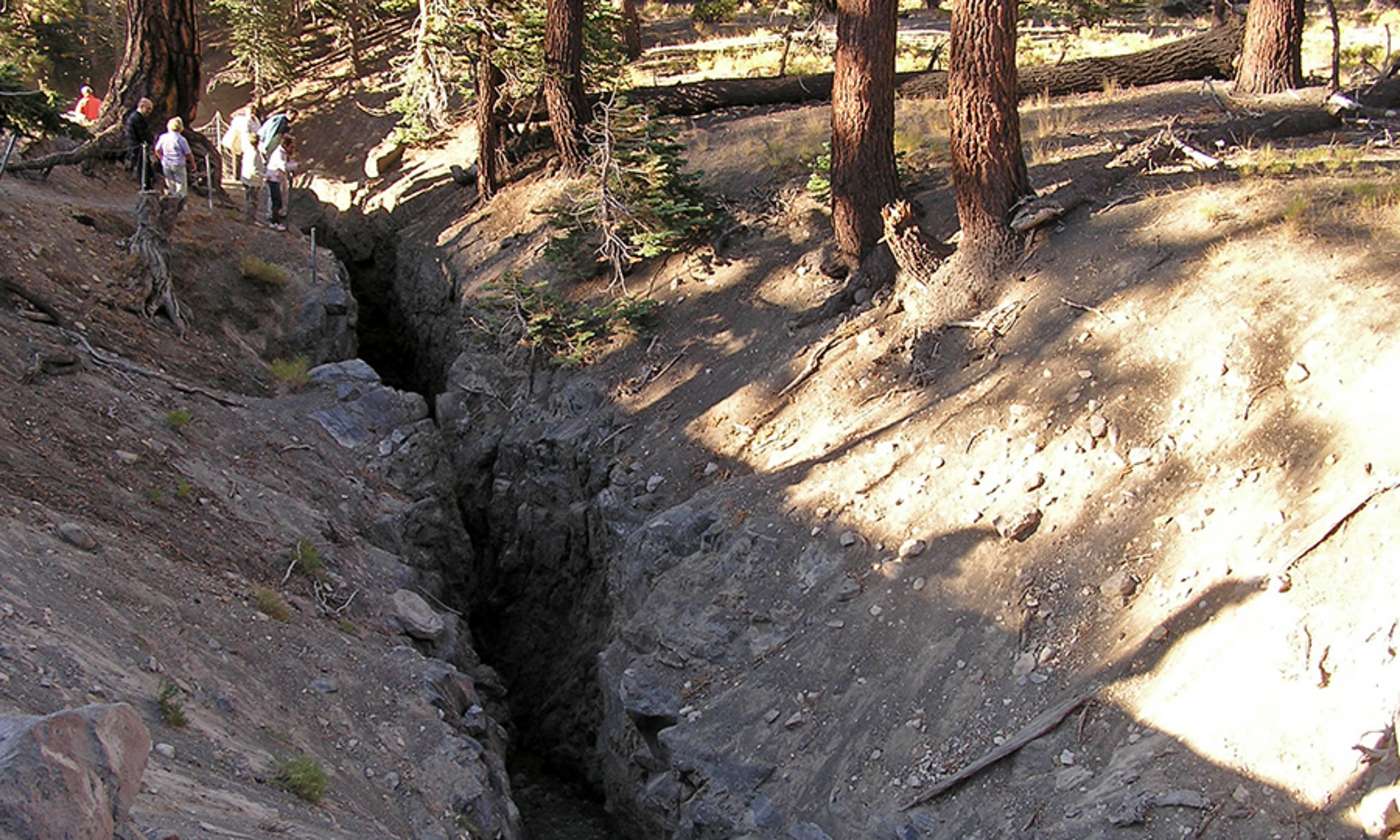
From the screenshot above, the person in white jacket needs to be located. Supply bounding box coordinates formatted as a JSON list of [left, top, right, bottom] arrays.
[[265, 136, 298, 231], [221, 105, 266, 224]]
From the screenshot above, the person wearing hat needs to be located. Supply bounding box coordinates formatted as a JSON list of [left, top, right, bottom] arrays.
[[154, 116, 192, 198]]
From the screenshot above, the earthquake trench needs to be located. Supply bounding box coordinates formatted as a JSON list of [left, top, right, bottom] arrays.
[[316, 205, 633, 839]]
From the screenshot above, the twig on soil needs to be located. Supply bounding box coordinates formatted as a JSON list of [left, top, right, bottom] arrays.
[[62, 329, 246, 407], [1059, 297, 1117, 324], [280, 558, 298, 586], [279, 444, 313, 453], [901, 687, 1098, 809], [779, 327, 851, 398], [596, 423, 634, 448], [1282, 477, 1400, 574]]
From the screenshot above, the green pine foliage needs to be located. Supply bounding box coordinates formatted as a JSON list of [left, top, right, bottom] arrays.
[[210, 0, 302, 98], [547, 98, 718, 284], [479, 274, 658, 367], [0, 62, 83, 138]]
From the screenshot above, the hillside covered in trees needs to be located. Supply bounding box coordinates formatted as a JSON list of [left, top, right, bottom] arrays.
[[3, 0, 1400, 837]]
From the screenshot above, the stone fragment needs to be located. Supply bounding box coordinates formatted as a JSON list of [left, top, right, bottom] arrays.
[[646, 474, 665, 493], [839, 531, 858, 547], [58, 522, 98, 552], [897, 539, 926, 559], [1100, 570, 1138, 603], [389, 589, 446, 641], [993, 507, 1042, 541], [1012, 651, 1037, 678], [0, 704, 150, 840], [154, 742, 176, 759], [1285, 363, 1310, 384], [1088, 415, 1108, 438]]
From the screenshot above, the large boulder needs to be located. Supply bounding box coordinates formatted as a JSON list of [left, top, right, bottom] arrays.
[[390, 588, 446, 641], [0, 703, 151, 840]]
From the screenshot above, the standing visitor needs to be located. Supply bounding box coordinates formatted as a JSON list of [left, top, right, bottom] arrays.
[[257, 108, 295, 157], [154, 117, 192, 199], [123, 98, 155, 191], [224, 105, 265, 224], [74, 86, 102, 124], [265, 135, 298, 231]]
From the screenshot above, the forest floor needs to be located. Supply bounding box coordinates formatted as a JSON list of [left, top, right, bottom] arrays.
[[4, 3, 1400, 838]]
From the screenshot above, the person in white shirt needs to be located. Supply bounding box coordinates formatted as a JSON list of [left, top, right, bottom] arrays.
[[153, 117, 192, 199], [222, 104, 265, 224], [265, 135, 298, 231]]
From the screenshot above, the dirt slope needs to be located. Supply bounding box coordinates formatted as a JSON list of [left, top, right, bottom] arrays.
[[323, 78, 1400, 839]]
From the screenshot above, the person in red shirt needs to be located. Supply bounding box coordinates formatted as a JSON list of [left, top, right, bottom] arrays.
[[75, 86, 102, 124]]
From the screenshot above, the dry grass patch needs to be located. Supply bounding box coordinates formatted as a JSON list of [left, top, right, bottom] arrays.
[[269, 356, 311, 391], [239, 255, 290, 288], [253, 586, 292, 622]]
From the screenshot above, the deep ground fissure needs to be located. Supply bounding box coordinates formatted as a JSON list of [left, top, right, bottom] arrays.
[[323, 218, 628, 839]]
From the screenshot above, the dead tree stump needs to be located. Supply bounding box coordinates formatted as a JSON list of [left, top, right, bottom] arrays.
[[130, 192, 188, 337]]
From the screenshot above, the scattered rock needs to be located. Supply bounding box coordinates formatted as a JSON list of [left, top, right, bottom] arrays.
[[1021, 472, 1045, 492], [310, 678, 339, 694], [834, 576, 861, 601], [839, 531, 858, 548], [57, 522, 98, 552], [646, 474, 665, 493], [993, 507, 1042, 542], [868, 604, 883, 617], [764, 709, 781, 725], [1128, 447, 1154, 466], [1149, 626, 1169, 643], [154, 742, 176, 759], [389, 589, 446, 642], [0, 704, 150, 840], [1087, 415, 1108, 439], [1012, 651, 1038, 678], [912, 577, 926, 592], [1285, 362, 1310, 384], [1059, 749, 1076, 766], [114, 450, 140, 465], [1099, 570, 1138, 603], [783, 711, 806, 729], [897, 538, 926, 559], [703, 462, 719, 477]]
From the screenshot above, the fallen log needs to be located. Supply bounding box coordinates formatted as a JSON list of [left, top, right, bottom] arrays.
[[504, 19, 1242, 121]]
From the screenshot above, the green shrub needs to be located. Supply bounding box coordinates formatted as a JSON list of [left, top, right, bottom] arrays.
[[253, 586, 292, 622], [175, 480, 194, 500], [273, 754, 328, 803], [157, 680, 187, 727], [239, 255, 289, 287], [0, 62, 86, 139], [290, 539, 325, 578], [692, 0, 739, 22], [479, 275, 658, 367], [547, 98, 719, 284], [269, 356, 311, 390], [165, 409, 193, 430]]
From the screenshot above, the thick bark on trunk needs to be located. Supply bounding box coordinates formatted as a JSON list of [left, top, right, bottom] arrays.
[[504, 19, 1242, 120], [544, 0, 589, 173], [947, 0, 1028, 273], [100, 0, 201, 132], [831, 0, 899, 264], [1235, 0, 1303, 94], [620, 0, 643, 59], [476, 36, 506, 199]]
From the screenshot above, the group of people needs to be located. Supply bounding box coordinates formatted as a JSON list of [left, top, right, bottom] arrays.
[[113, 93, 299, 230], [221, 104, 299, 230]]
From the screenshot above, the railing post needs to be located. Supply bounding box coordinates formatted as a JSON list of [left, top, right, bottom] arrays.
[[0, 133, 17, 180]]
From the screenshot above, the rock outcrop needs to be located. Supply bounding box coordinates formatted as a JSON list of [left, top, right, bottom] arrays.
[[0, 704, 151, 840]]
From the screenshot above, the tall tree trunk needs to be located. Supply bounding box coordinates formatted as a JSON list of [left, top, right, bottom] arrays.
[[476, 33, 506, 199], [620, 0, 643, 59], [1235, 0, 1303, 94], [947, 0, 1028, 273], [100, 0, 201, 132], [831, 0, 899, 265], [544, 0, 589, 173]]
